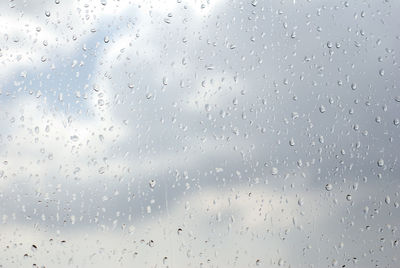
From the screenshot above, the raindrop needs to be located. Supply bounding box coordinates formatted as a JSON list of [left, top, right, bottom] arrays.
[[346, 194, 352, 201], [98, 167, 105, 174], [271, 167, 278, 175], [319, 105, 326, 113], [289, 138, 295, 146], [377, 159, 384, 167], [325, 184, 333, 191], [149, 179, 156, 188], [385, 196, 391, 205]]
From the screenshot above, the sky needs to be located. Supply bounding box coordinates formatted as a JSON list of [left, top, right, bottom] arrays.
[[0, 0, 400, 267]]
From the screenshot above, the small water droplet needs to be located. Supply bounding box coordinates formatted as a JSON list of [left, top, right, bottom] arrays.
[[289, 138, 295, 146], [319, 105, 326, 113], [70, 135, 79, 142], [377, 159, 384, 167], [98, 167, 105, 174], [45, 11, 51, 17], [325, 184, 333, 191], [149, 179, 156, 188], [385, 196, 391, 205], [298, 198, 304, 206], [271, 167, 278, 175], [346, 194, 352, 201]]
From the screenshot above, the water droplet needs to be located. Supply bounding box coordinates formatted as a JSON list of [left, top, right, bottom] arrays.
[[55, 0, 60, 4], [98, 167, 105, 174], [379, 69, 385, 76], [251, 0, 257, 7], [377, 159, 384, 167], [326, 41, 333, 48], [45, 11, 51, 17], [31, 245, 37, 252], [271, 167, 278, 175], [319, 105, 326, 113], [385, 196, 391, 205], [325, 184, 333, 191], [104, 36, 109, 43], [289, 138, 295, 146], [149, 179, 156, 188], [394, 118, 399, 126], [162, 76, 168, 85], [177, 228, 183, 235], [70, 135, 79, 142], [298, 198, 304, 206], [346, 194, 352, 201], [146, 93, 153, 99], [351, 83, 357, 90], [256, 259, 261, 266]]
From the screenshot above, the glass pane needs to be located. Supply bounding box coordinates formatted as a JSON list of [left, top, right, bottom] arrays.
[[1, 0, 399, 267]]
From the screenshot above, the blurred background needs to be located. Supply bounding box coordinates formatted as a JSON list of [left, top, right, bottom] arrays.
[[0, 0, 399, 267]]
